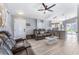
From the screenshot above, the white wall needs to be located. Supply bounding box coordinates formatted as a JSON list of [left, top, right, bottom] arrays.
[[26, 18, 37, 35], [14, 17, 37, 36], [37, 19, 51, 30], [25, 18, 51, 35]]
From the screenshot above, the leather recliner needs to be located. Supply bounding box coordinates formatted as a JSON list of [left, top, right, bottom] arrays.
[[0, 31, 34, 55]]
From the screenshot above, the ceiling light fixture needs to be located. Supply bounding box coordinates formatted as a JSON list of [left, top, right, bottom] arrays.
[[17, 10, 24, 15]]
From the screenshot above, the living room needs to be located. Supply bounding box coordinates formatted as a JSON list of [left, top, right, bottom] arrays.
[[0, 3, 78, 55]]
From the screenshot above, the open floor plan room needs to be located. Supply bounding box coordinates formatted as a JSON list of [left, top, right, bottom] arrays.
[[0, 3, 79, 55]]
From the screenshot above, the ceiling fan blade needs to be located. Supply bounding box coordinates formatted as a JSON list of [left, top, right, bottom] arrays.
[[48, 10, 53, 12], [38, 9, 45, 11], [42, 3, 47, 9], [47, 4, 56, 9]]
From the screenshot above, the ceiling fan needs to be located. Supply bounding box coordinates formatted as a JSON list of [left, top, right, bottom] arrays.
[[38, 3, 56, 13]]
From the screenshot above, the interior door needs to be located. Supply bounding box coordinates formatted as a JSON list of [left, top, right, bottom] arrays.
[[14, 18, 26, 39]]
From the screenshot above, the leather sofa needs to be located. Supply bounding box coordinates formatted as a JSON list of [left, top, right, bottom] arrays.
[[0, 31, 35, 55], [33, 29, 45, 40], [33, 29, 52, 40]]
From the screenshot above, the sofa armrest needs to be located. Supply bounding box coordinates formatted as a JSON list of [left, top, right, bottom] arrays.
[[11, 46, 25, 54], [12, 44, 31, 54], [15, 38, 26, 43]]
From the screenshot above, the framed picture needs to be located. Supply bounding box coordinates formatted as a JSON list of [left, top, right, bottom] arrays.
[[26, 23, 31, 26]]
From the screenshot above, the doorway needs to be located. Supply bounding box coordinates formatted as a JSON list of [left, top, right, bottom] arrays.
[[66, 22, 77, 39], [14, 18, 26, 39], [65, 19, 78, 46]]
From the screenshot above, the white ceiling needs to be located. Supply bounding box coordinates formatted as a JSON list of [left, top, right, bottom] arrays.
[[4, 3, 77, 21]]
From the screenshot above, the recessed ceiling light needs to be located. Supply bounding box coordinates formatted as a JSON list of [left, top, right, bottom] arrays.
[[17, 10, 24, 15], [17, 12, 24, 15]]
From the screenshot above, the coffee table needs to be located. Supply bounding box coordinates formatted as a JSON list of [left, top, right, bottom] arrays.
[[45, 36, 58, 45]]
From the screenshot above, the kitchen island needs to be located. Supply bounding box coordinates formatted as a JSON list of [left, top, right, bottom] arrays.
[[52, 30, 66, 39]]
